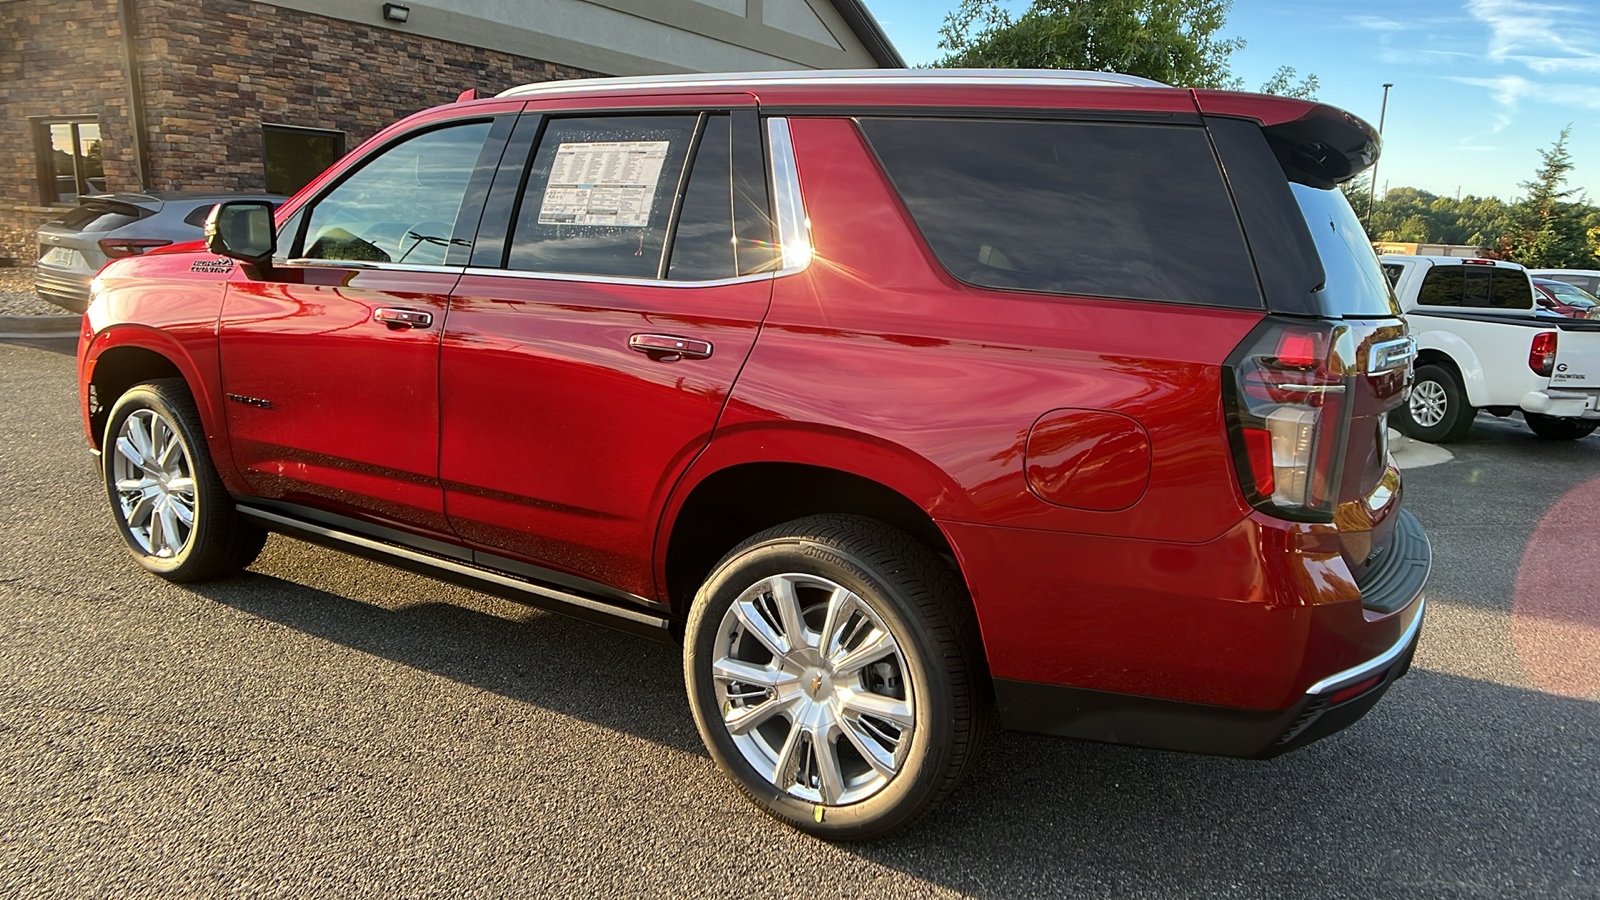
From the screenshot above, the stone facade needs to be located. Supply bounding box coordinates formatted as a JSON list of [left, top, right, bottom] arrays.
[[0, 0, 595, 261]]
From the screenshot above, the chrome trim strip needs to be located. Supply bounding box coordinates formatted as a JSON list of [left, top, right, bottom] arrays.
[[498, 69, 1170, 99], [282, 259, 465, 275], [767, 117, 812, 276], [1305, 596, 1427, 695], [457, 267, 772, 289]]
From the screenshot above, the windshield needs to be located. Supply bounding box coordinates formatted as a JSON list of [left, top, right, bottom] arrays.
[[1290, 183, 1401, 317], [1545, 281, 1599, 308]]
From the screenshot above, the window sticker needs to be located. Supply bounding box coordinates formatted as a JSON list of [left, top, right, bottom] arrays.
[[536, 140, 671, 227]]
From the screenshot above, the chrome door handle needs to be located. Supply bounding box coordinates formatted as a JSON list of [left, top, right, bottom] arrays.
[[374, 308, 433, 329], [629, 333, 713, 361]]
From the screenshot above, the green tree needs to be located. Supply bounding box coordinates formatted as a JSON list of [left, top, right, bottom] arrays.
[[935, 0, 1245, 89], [1258, 65, 1318, 100], [1503, 126, 1591, 268]]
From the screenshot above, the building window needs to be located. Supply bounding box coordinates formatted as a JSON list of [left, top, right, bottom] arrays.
[[263, 124, 346, 196], [34, 117, 105, 206]]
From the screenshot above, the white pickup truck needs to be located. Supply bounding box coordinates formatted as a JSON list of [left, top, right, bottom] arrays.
[[1381, 256, 1600, 442]]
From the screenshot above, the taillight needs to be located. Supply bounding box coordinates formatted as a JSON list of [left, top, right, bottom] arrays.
[[1223, 318, 1354, 522], [98, 238, 171, 259], [1529, 331, 1558, 376]]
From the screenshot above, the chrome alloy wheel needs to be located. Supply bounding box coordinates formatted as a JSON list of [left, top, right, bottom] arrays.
[[112, 409, 196, 558], [712, 573, 916, 806], [1409, 379, 1448, 428]]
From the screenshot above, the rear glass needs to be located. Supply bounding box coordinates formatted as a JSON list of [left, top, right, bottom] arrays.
[[1416, 265, 1531, 309], [1289, 184, 1400, 317], [51, 202, 143, 233], [859, 118, 1262, 308]]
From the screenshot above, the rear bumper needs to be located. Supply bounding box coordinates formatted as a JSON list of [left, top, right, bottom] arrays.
[[993, 598, 1424, 758], [1521, 389, 1600, 419], [35, 268, 92, 313], [944, 506, 1431, 756]]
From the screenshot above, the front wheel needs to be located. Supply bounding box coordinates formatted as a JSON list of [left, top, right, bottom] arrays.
[[683, 515, 988, 840], [1395, 364, 1476, 443], [1524, 413, 1600, 441], [103, 379, 266, 582]]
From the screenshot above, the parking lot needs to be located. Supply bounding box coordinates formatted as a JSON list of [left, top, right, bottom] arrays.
[[2, 334, 1597, 899]]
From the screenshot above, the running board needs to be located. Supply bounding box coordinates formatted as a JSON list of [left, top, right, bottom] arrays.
[[236, 505, 672, 641]]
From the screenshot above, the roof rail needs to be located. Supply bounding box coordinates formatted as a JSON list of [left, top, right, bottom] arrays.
[[497, 68, 1171, 99]]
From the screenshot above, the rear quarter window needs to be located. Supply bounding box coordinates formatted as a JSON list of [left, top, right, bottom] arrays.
[[1417, 265, 1531, 309], [858, 117, 1262, 309]]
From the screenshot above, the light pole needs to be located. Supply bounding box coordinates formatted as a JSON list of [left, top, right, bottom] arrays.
[[1366, 83, 1393, 228]]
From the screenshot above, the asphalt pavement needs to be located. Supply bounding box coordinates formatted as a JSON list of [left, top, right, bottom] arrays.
[[2, 336, 1597, 899]]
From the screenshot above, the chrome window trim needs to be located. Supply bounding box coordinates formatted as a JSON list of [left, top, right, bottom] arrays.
[[281, 259, 465, 275], [458, 266, 773, 289], [766, 117, 812, 277], [1305, 596, 1426, 695], [498, 69, 1169, 99]]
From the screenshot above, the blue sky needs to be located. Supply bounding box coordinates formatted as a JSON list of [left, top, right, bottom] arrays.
[[863, 0, 1600, 204]]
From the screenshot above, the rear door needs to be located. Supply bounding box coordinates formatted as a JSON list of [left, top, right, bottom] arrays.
[[438, 96, 776, 601]]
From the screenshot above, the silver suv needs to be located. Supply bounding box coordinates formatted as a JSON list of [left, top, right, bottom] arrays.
[[36, 192, 277, 312]]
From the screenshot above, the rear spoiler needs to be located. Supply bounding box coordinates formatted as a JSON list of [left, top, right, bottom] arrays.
[[1194, 92, 1381, 189]]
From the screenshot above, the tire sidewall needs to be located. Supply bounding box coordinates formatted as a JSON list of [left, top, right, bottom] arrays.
[[684, 536, 957, 839], [103, 383, 213, 577]]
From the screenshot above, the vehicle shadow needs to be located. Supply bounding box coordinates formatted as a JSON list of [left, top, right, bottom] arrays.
[[188, 542, 1598, 897], [189, 548, 704, 756], [857, 669, 1599, 897]]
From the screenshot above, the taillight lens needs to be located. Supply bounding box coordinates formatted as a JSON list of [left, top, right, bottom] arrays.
[[1529, 331, 1558, 376], [98, 238, 171, 259], [1223, 319, 1353, 522]]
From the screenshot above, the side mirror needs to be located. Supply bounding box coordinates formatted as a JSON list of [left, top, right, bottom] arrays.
[[205, 201, 276, 266]]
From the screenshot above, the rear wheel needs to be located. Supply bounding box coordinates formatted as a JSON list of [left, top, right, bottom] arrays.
[[1396, 364, 1476, 443], [1523, 413, 1599, 441], [103, 379, 266, 582], [683, 515, 988, 840]]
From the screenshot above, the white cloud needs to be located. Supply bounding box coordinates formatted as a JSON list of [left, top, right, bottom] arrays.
[[1466, 0, 1600, 63], [1348, 14, 1406, 31]]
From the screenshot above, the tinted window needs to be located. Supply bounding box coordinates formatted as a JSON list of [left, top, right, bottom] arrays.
[[1381, 263, 1403, 288], [1417, 265, 1530, 309], [1289, 184, 1400, 317], [52, 202, 142, 233], [1417, 266, 1463, 306], [264, 125, 346, 197], [300, 121, 491, 265], [183, 204, 218, 228], [860, 118, 1261, 308], [668, 115, 736, 281], [509, 116, 696, 279]]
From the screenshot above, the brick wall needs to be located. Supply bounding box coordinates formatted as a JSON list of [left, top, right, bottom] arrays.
[[0, 0, 595, 262], [0, 0, 142, 262]]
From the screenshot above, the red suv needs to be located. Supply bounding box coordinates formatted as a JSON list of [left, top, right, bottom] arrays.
[[78, 70, 1428, 839]]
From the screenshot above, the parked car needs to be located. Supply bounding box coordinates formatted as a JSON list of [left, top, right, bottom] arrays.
[[77, 69, 1429, 839], [1533, 277, 1600, 318], [1529, 269, 1600, 297], [36, 192, 277, 312], [1382, 257, 1600, 442]]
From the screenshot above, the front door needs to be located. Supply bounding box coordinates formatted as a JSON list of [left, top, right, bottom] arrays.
[[219, 115, 508, 536], [440, 102, 777, 599]]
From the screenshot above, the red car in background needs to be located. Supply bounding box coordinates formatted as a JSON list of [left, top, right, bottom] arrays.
[[77, 70, 1429, 838], [1533, 277, 1600, 318]]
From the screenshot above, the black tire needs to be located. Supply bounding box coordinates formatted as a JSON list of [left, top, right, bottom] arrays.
[[683, 515, 989, 840], [1523, 413, 1600, 441], [1395, 364, 1476, 443], [102, 379, 266, 582]]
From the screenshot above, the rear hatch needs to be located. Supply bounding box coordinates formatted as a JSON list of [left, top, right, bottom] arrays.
[[37, 195, 160, 273], [1203, 101, 1419, 606]]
